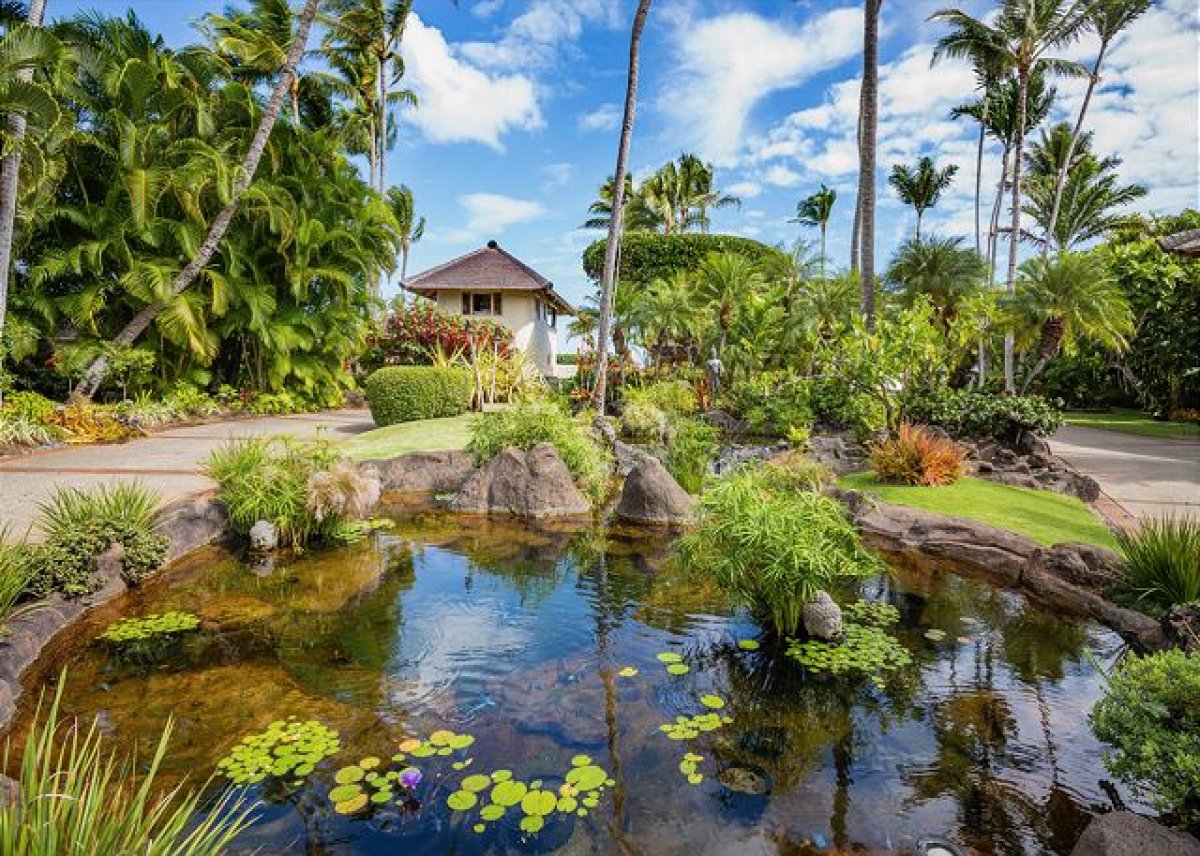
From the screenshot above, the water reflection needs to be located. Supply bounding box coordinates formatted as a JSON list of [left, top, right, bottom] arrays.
[[6, 508, 1140, 855]]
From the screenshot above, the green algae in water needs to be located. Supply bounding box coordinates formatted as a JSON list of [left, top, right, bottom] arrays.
[[98, 611, 200, 643], [216, 718, 340, 785], [787, 623, 913, 687]]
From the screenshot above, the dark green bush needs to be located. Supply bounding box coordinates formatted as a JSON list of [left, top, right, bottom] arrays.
[[722, 373, 812, 437], [364, 366, 473, 425], [582, 233, 788, 284], [1091, 648, 1200, 825], [662, 416, 719, 493], [903, 388, 1063, 439], [1, 390, 56, 423]]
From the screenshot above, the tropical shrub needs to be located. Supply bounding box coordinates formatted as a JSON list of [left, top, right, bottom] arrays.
[[809, 376, 884, 440], [0, 413, 61, 448], [680, 462, 880, 635], [903, 388, 1063, 439], [162, 384, 220, 418], [467, 401, 612, 503], [1091, 649, 1200, 825], [621, 401, 669, 443], [365, 302, 512, 368], [869, 423, 965, 486], [1, 390, 55, 423], [1114, 516, 1200, 612], [582, 233, 788, 285], [29, 483, 168, 595], [365, 366, 473, 426], [722, 372, 812, 437], [662, 416, 719, 494], [205, 437, 373, 549], [45, 404, 139, 444], [0, 684, 255, 855], [623, 380, 697, 416]]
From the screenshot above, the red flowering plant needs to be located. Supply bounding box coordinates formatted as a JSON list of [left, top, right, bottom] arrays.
[[361, 302, 513, 370]]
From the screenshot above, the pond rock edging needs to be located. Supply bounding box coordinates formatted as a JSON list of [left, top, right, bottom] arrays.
[[0, 494, 229, 731], [833, 487, 1164, 650]]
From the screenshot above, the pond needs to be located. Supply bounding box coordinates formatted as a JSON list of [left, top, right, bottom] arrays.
[[8, 506, 1139, 855]]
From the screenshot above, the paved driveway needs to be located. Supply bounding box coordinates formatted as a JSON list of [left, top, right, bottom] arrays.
[[0, 410, 375, 538], [1050, 425, 1200, 521]]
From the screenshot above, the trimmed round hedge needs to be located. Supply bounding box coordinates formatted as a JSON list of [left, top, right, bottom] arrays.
[[582, 233, 789, 284], [364, 366, 473, 426]]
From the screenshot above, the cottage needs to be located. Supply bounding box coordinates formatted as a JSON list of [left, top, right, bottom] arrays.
[[403, 240, 576, 376]]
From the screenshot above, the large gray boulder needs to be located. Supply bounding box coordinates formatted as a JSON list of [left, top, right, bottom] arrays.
[[371, 450, 476, 494], [451, 443, 590, 518], [616, 457, 693, 525], [1070, 811, 1200, 856]]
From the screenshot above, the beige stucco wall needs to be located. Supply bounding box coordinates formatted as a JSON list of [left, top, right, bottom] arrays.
[[430, 290, 557, 374]]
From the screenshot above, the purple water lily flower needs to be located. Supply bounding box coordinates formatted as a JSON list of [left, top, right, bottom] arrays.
[[400, 767, 422, 789]]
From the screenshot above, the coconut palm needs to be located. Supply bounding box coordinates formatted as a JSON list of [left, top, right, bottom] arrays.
[[692, 251, 765, 356], [931, 0, 1090, 392], [678, 153, 740, 233], [1022, 123, 1146, 252], [633, 271, 706, 369], [885, 236, 988, 327], [592, 0, 652, 413], [888, 157, 959, 241], [74, 0, 324, 400], [1043, 0, 1151, 254], [387, 184, 424, 288], [791, 185, 837, 279], [856, 0, 883, 328], [1010, 251, 1132, 391]]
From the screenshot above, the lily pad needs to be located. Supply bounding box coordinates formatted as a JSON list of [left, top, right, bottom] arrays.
[[491, 779, 528, 807], [461, 774, 491, 793], [666, 663, 690, 675], [491, 769, 513, 783], [656, 651, 683, 663], [334, 766, 364, 785], [329, 784, 362, 803], [618, 666, 638, 677], [565, 764, 607, 792], [737, 639, 760, 651], [334, 793, 368, 815], [571, 754, 593, 767], [519, 815, 545, 834], [447, 790, 478, 811], [924, 628, 947, 642], [700, 695, 725, 709]]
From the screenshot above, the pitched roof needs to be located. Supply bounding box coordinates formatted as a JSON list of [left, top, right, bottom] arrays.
[[1159, 228, 1200, 257], [404, 240, 576, 314]]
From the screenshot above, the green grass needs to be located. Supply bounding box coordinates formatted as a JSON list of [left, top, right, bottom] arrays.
[[839, 472, 1119, 550], [340, 414, 477, 461], [1065, 408, 1200, 439]]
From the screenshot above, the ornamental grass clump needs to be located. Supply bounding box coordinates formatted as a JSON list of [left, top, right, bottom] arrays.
[[679, 461, 879, 636], [0, 683, 256, 855], [0, 532, 38, 633], [869, 423, 965, 486], [1115, 515, 1200, 612]]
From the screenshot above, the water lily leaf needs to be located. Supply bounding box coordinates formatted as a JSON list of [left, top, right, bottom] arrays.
[[491, 779, 527, 807], [520, 789, 556, 817], [397, 738, 421, 752], [480, 804, 506, 821], [447, 790, 478, 811], [656, 652, 683, 663], [618, 666, 638, 677], [557, 796, 578, 813], [491, 769, 513, 783], [334, 793, 368, 815], [329, 784, 362, 802], [359, 756, 380, 770], [737, 639, 760, 651], [666, 663, 690, 675], [461, 774, 491, 793], [565, 764, 606, 792], [687, 772, 704, 785], [519, 815, 544, 834], [700, 695, 725, 709], [571, 754, 592, 767], [334, 766, 364, 785], [473, 823, 486, 834], [410, 744, 435, 758], [924, 628, 947, 641], [429, 729, 456, 747], [448, 734, 476, 750]]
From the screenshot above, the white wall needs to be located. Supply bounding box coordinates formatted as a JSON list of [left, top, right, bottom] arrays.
[[431, 290, 557, 374]]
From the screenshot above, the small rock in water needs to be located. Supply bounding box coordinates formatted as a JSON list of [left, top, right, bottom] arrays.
[[249, 519, 279, 553], [716, 766, 769, 795]]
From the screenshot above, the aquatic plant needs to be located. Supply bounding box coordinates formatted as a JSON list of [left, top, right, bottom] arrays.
[[662, 416, 719, 494], [217, 718, 341, 785], [98, 611, 200, 644], [787, 623, 913, 688], [0, 682, 255, 855], [679, 462, 880, 635], [1114, 515, 1200, 612], [1091, 648, 1200, 825], [656, 651, 690, 675], [843, 599, 900, 628], [656, 695, 734, 786]]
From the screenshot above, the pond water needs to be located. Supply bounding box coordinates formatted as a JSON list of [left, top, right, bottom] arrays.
[[9, 506, 1139, 855]]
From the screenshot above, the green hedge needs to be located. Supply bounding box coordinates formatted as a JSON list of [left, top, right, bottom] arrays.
[[903, 388, 1063, 440], [364, 366, 473, 426], [582, 233, 789, 284]]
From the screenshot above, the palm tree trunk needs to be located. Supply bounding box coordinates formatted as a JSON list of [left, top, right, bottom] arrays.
[[915, 210, 923, 242], [0, 0, 49, 344], [987, 144, 1010, 284], [1044, 38, 1108, 257], [592, 0, 651, 415], [1003, 69, 1029, 393], [819, 223, 827, 280], [1021, 317, 1064, 392], [857, 0, 881, 330], [377, 55, 388, 194], [850, 86, 864, 273], [73, 0, 323, 402], [973, 123, 985, 254]]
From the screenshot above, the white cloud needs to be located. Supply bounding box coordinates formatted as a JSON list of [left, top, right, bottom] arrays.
[[402, 14, 543, 150], [461, 0, 620, 70], [472, 0, 504, 18], [727, 181, 762, 199], [439, 193, 546, 242], [540, 162, 574, 190], [763, 165, 803, 188], [578, 102, 622, 132], [658, 7, 862, 164]]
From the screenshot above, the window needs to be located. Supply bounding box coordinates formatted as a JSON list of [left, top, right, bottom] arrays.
[[462, 292, 502, 316]]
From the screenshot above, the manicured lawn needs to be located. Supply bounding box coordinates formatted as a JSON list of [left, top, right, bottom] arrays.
[[1065, 408, 1200, 439], [341, 414, 477, 460], [839, 472, 1119, 550]]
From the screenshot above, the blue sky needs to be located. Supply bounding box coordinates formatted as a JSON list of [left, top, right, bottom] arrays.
[[54, 0, 1200, 316]]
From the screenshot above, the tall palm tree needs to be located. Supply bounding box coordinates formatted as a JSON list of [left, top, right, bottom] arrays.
[[0, 0, 48, 345], [692, 251, 764, 356], [1044, 0, 1150, 255], [1021, 123, 1146, 252], [1011, 251, 1132, 390], [74, 0, 324, 400], [592, 0, 651, 414], [791, 185, 837, 278], [931, 0, 1090, 391], [202, 0, 309, 124], [888, 156, 958, 240], [386, 183, 424, 288], [885, 235, 988, 327], [678, 152, 739, 233], [856, 0, 883, 329]]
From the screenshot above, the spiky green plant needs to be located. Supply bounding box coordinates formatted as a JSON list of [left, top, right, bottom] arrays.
[[1115, 516, 1200, 611], [0, 682, 257, 854], [0, 528, 38, 633]]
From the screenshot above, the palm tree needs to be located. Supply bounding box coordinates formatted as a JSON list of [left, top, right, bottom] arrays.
[[1022, 123, 1146, 252], [387, 183, 424, 290], [856, 0, 883, 329], [885, 236, 988, 327], [1011, 251, 1132, 391], [791, 185, 837, 278], [931, 0, 1090, 392], [202, 0, 309, 124], [888, 157, 958, 240], [583, 174, 659, 232], [592, 0, 651, 413], [678, 153, 739, 233], [74, 0, 324, 401], [692, 251, 764, 356], [1043, 0, 1150, 255], [0, 0, 49, 346]]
